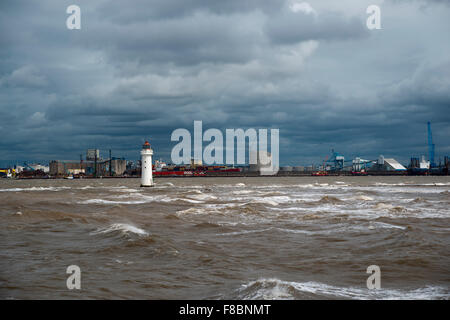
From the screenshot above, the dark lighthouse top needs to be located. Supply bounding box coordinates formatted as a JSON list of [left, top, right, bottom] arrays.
[[142, 141, 151, 149]]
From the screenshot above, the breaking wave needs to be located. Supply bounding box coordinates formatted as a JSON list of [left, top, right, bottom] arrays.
[[234, 278, 450, 300], [91, 223, 149, 237], [317, 196, 343, 204], [375, 203, 407, 213], [0, 186, 70, 192], [81, 198, 150, 205], [353, 195, 374, 201], [176, 207, 208, 216], [217, 228, 272, 236], [370, 222, 407, 230]]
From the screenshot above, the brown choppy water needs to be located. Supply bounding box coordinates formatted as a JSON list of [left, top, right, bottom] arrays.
[[0, 176, 449, 300]]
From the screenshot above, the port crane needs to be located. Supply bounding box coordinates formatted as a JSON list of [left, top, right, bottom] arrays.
[[325, 149, 345, 170], [323, 149, 375, 172], [23, 162, 36, 171]]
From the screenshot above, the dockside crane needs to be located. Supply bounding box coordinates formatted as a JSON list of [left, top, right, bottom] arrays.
[[326, 149, 345, 171]]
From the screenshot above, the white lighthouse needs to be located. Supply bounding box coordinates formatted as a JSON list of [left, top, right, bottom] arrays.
[[140, 140, 154, 187]]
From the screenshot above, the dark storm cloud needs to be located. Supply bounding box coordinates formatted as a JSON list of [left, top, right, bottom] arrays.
[[265, 8, 368, 44], [96, 0, 285, 23], [384, 59, 450, 111], [0, 0, 449, 165]]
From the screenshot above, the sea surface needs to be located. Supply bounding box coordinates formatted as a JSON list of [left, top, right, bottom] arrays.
[[1, 176, 449, 299]]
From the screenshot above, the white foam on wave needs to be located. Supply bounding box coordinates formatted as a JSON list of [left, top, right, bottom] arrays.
[[217, 227, 335, 237], [243, 196, 293, 207], [176, 207, 208, 216], [358, 185, 448, 194], [237, 278, 449, 300], [249, 199, 279, 206], [80, 193, 204, 205], [79, 186, 94, 190], [217, 228, 273, 236], [274, 227, 316, 235], [233, 190, 254, 195], [161, 197, 204, 204], [181, 189, 203, 195], [186, 193, 218, 201], [91, 223, 149, 236], [375, 202, 394, 210], [295, 184, 315, 188], [374, 182, 450, 187], [162, 182, 175, 187], [311, 182, 330, 187], [374, 182, 403, 186], [0, 186, 70, 192], [370, 222, 406, 230], [115, 188, 140, 193], [81, 198, 150, 205], [352, 195, 374, 201], [152, 182, 175, 188]]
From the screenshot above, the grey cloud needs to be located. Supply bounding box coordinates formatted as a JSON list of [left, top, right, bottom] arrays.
[[1, 66, 48, 88], [386, 59, 450, 110], [97, 0, 284, 23], [265, 8, 368, 44], [0, 0, 449, 165]]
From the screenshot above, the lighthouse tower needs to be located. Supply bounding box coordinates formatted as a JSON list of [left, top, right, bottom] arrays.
[[140, 140, 154, 187]]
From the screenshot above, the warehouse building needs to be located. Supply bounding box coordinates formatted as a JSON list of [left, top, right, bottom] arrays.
[[50, 158, 126, 176]]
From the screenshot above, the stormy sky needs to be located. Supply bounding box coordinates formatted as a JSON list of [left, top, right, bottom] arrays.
[[0, 0, 449, 166]]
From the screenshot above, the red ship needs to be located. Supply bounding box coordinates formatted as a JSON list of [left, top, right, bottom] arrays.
[[152, 164, 241, 176]]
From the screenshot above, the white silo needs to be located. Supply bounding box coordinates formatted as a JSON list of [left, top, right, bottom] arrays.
[[140, 141, 154, 187]]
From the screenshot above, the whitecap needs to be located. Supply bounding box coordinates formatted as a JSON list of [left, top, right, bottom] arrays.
[[190, 194, 218, 201], [160, 197, 204, 204], [176, 207, 207, 216], [232, 190, 254, 195], [81, 198, 150, 205], [375, 203, 394, 210], [0, 186, 70, 192], [370, 222, 406, 230], [236, 278, 449, 300], [91, 223, 149, 237], [353, 195, 374, 201], [251, 199, 279, 206], [217, 228, 272, 236]]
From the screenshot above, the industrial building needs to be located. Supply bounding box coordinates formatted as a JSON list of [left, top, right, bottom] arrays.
[[369, 155, 406, 172], [86, 149, 100, 161], [0, 168, 14, 178], [49, 159, 126, 177], [49, 149, 126, 177]]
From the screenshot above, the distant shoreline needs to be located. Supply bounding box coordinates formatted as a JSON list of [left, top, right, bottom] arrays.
[[7, 171, 449, 180]]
